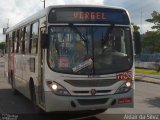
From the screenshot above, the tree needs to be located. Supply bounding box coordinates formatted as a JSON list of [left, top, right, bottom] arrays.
[[146, 11, 160, 31], [142, 11, 160, 53], [0, 42, 5, 50], [142, 31, 160, 53], [133, 25, 140, 32], [131, 23, 140, 32], [144, 11, 160, 72]]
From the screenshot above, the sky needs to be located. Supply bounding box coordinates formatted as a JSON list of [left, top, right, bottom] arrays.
[[0, 0, 160, 42]]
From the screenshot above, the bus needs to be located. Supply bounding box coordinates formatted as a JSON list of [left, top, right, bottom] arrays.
[[5, 5, 141, 113]]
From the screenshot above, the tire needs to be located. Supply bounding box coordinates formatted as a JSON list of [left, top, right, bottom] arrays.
[[8, 72, 11, 83], [10, 72, 19, 95], [30, 81, 44, 114]]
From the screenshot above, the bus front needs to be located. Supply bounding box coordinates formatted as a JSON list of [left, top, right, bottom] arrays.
[[44, 6, 134, 112]]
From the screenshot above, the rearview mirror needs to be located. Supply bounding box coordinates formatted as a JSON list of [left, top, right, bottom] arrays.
[[134, 31, 141, 54]]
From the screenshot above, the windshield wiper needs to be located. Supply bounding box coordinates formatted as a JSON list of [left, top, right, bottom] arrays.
[[101, 24, 115, 52], [69, 23, 89, 54]]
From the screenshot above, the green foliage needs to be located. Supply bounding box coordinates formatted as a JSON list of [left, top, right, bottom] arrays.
[[131, 23, 140, 32], [133, 25, 140, 32], [142, 11, 160, 53], [135, 68, 160, 75], [142, 31, 160, 53], [0, 42, 5, 50], [146, 11, 160, 30]]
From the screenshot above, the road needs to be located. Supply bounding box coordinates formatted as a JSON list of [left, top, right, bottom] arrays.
[[0, 57, 160, 120]]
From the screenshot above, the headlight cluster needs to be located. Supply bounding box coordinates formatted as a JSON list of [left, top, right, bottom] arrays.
[[115, 81, 132, 94], [46, 81, 70, 96]]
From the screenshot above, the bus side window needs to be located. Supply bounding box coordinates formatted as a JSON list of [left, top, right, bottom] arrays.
[[19, 28, 24, 54], [14, 31, 17, 53], [9, 32, 12, 53], [12, 32, 15, 53], [22, 27, 25, 54], [25, 25, 30, 54], [16, 30, 20, 53], [5, 34, 9, 53], [30, 22, 39, 54]]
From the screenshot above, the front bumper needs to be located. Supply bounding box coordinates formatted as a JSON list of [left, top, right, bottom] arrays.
[[44, 88, 133, 112]]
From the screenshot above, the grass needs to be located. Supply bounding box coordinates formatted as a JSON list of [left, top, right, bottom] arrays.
[[135, 68, 160, 76]]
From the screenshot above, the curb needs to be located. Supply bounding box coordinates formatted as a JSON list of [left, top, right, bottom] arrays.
[[135, 78, 160, 85], [136, 73, 160, 79], [135, 76, 160, 85]]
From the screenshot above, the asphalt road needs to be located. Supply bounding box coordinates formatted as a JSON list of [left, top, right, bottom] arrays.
[[0, 57, 160, 120]]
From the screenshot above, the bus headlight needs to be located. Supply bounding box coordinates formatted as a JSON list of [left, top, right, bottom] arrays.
[[46, 81, 70, 96], [115, 82, 132, 94], [52, 84, 58, 90], [126, 81, 132, 87]]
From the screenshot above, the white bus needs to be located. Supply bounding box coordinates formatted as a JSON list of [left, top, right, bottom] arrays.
[[5, 5, 141, 113]]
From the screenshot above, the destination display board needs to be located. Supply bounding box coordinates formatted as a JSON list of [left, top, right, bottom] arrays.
[[48, 7, 130, 25]]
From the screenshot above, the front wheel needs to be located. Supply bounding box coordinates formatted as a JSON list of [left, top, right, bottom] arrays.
[[30, 82, 44, 114], [10, 72, 19, 95]]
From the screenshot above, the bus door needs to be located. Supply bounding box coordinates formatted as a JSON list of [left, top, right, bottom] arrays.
[[37, 27, 46, 106]]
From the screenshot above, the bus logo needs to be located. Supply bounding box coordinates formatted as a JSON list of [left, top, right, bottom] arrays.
[[91, 89, 96, 95]]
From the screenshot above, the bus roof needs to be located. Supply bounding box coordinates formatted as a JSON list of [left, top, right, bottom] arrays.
[[6, 5, 128, 33]]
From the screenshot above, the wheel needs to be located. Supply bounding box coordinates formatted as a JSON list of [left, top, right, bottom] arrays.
[[30, 81, 44, 114], [8, 72, 11, 83], [10, 72, 19, 95]]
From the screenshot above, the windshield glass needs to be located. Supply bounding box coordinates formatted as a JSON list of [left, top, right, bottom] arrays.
[[48, 26, 132, 75]]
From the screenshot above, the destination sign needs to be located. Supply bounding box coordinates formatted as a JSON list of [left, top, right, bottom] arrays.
[[73, 11, 106, 20], [48, 7, 130, 25]]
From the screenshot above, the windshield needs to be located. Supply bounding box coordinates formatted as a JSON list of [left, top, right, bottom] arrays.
[[48, 26, 132, 75]]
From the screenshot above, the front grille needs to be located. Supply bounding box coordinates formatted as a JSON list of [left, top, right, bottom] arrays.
[[97, 90, 112, 93], [74, 91, 89, 94], [77, 98, 108, 105], [65, 79, 118, 87], [73, 90, 111, 95]]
